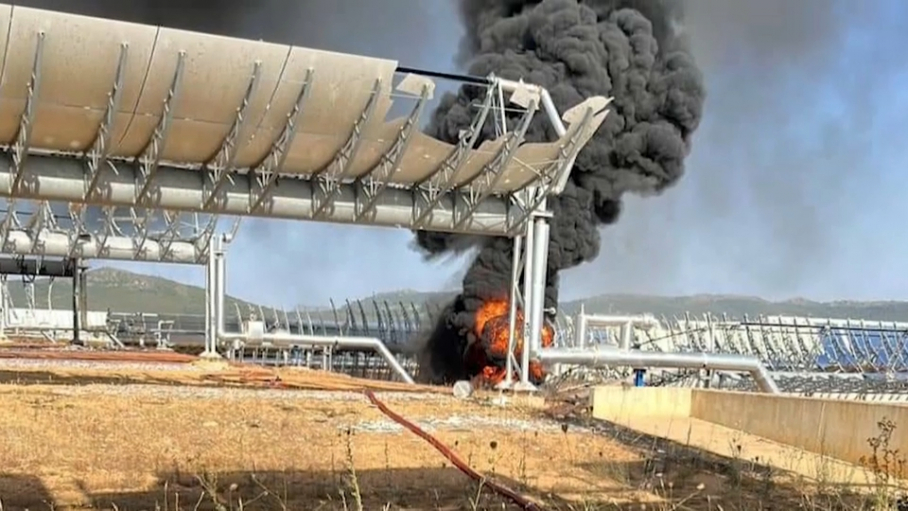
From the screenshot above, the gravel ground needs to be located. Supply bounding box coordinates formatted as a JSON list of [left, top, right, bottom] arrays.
[[0, 358, 195, 372], [17, 381, 452, 403], [349, 415, 578, 434]]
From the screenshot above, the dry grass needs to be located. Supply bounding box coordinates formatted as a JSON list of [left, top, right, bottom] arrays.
[[0, 362, 904, 510]]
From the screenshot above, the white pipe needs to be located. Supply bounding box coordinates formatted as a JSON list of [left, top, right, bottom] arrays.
[[211, 244, 414, 384], [519, 216, 535, 385], [220, 331, 415, 385], [215, 241, 226, 345], [0, 155, 520, 236], [1, 229, 201, 263], [538, 348, 781, 394], [502, 234, 522, 387], [528, 216, 549, 357], [574, 305, 587, 348], [582, 314, 661, 329]]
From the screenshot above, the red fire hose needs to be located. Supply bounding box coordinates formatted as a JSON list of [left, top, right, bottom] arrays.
[[363, 390, 542, 511]]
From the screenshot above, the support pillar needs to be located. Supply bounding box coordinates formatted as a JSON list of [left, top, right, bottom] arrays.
[[202, 238, 223, 359], [515, 208, 552, 392], [202, 235, 228, 360], [215, 238, 226, 347], [78, 260, 88, 331], [496, 234, 522, 390], [528, 213, 551, 357], [71, 258, 81, 346], [516, 216, 536, 390], [203, 244, 213, 355]]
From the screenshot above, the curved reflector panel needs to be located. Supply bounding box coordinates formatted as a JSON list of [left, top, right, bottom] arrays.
[[0, 4, 611, 236]]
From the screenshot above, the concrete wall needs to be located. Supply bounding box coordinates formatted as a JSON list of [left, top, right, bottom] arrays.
[[690, 390, 908, 468], [590, 386, 908, 470], [590, 386, 691, 423]]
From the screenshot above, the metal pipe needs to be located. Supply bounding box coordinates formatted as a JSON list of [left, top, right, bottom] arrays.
[[619, 323, 633, 350], [519, 216, 535, 385], [0, 154, 520, 236], [502, 234, 522, 387], [537, 348, 781, 394], [215, 239, 226, 346], [71, 258, 80, 346], [574, 305, 587, 348], [495, 78, 577, 196], [395, 66, 491, 86], [203, 241, 215, 355], [219, 331, 414, 385], [581, 314, 661, 329], [211, 247, 414, 384], [0, 229, 201, 263], [528, 216, 550, 357]]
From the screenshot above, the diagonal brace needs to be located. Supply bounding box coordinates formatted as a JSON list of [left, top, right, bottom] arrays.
[[248, 67, 315, 214], [84, 42, 129, 201], [507, 104, 597, 234], [354, 84, 431, 221], [451, 99, 537, 229], [411, 87, 495, 228], [135, 51, 187, 205], [10, 31, 46, 196], [310, 79, 382, 219], [203, 61, 263, 210]]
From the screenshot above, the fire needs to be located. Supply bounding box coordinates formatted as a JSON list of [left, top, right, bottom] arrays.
[[465, 298, 555, 387]]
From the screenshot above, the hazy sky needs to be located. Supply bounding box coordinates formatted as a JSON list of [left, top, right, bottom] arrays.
[[98, 0, 908, 306]]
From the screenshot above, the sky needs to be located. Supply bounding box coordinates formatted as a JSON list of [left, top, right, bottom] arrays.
[[80, 0, 908, 306]]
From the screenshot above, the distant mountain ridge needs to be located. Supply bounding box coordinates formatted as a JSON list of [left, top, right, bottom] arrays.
[[6, 267, 908, 322]]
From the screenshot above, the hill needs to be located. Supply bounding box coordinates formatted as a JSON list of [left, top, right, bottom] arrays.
[[3, 267, 257, 316], [6, 267, 908, 322]]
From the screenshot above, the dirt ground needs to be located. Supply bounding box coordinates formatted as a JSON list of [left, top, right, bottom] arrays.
[[0, 359, 902, 510]]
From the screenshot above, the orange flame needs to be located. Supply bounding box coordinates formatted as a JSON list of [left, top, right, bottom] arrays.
[[468, 298, 555, 387]]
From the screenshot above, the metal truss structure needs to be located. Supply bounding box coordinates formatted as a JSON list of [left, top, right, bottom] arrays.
[[562, 312, 908, 396], [0, 5, 609, 241], [0, 199, 222, 263], [0, 4, 610, 381]]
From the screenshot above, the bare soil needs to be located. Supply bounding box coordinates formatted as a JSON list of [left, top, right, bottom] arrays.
[[0, 359, 900, 510]]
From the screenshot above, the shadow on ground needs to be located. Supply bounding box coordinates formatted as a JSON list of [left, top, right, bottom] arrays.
[[554, 412, 905, 510], [0, 369, 193, 387], [0, 474, 55, 510], [1, 468, 540, 511]]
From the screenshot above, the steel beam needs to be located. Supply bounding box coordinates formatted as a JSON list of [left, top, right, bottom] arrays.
[[0, 154, 521, 235]]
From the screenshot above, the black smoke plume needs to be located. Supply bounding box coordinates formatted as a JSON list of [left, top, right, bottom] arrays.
[[416, 0, 706, 384]]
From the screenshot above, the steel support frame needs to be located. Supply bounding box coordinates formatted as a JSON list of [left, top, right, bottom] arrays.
[[410, 87, 496, 228], [0, 155, 527, 235], [248, 68, 315, 215], [310, 79, 383, 219], [0, 54, 599, 238], [451, 99, 537, 229], [493, 78, 566, 391], [354, 83, 431, 222]]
